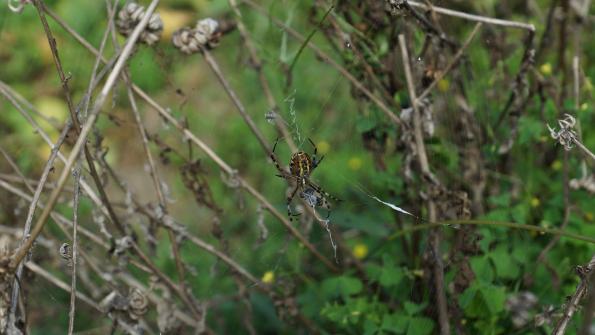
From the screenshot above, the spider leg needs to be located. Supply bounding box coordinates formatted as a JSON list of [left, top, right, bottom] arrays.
[[270, 138, 289, 178], [305, 180, 340, 219], [307, 138, 322, 169], [306, 180, 341, 203], [287, 183, 301, 221], [272, 137, 282, 153], [313, 155, 325, 169]]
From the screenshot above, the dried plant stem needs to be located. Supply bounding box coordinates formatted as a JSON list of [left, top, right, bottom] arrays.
[[38, 11, 339, 272], [406, 0, 535, 31], [201, 49, 272, 154], [573, 141, 595, 162], [24, 262, 143, 334], [10, 0, 161, 271], [126, 84, 191, 288], [4, 122, 71, 327], [137, 90, 338, 271], [227, 0, 298, 153], [68, 165, 81, 335], [387, 220, 595, 244], [552, 254, 595, 335], [32, 0, 127, 257], [416, 23, 482, 104], [0, 179, 154, 275], [201, 48, 341, 262], [244, 0, 405, 129], [399, 34, 449, 335]]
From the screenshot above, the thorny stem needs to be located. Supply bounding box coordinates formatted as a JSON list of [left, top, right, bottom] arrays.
[[399, 34, 449, 335]]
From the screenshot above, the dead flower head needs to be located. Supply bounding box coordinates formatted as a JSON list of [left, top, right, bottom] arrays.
[[547, 114, 578, 151], [116, 2, 163, 45]]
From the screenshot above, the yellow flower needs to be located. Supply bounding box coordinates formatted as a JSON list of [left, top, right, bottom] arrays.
[[261, 271, 275, 284], [348, 157, 362, 171], [437, 79, 450, 92], [540, 63, 552, 76], [530, 197, 540, 208], [551, 160, 562, 171], [317, 140, 330, 155], [352, 243, 368, 259]]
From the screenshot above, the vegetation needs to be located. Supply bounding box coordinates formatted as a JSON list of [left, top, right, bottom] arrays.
[[0, 0, 593, 334]]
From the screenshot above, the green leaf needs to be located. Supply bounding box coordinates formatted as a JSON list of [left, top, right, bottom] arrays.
[[321, 276, 364, 298], [480, 285, 507, 314], [470, 256, 494, 282], [381, 313, 408, 333], [458, 285, 479, 310], [489, 246, 519, 279], [364, 318, 381, 335], [356, 115, 378, 133], [518, 116, 543, 145], [403, 301, 427, 316], [379, 264, 405, 288], [511, 204, 528, 224], [407, 317, 435, 335]]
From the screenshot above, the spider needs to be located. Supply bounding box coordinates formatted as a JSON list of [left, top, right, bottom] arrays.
[[270, 138, 340, 221]]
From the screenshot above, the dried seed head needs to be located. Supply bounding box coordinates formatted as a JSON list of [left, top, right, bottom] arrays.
[[59, 243, 72, 267], [172, 18, 221, 54], [547, 114, 578, 151], [128, 288, 148, 320], [116, 2, 163, 45]]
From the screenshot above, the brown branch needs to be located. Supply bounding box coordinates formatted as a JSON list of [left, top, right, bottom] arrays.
[[24, 262, 144, 334], [9, 0, 161, 275], [406, 0, 535, 31], [415, 23, 482, 104], [31, 0, 128, 258], [399, 34, 449, 335], [552, 254, 595, 335]]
